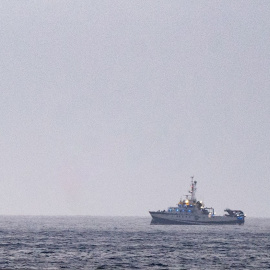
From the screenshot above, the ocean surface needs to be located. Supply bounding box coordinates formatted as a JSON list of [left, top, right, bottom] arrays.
[[0, 216, 269, 269]]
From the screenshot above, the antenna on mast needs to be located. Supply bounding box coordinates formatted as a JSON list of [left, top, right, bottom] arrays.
[[190, 176, 197, 202]]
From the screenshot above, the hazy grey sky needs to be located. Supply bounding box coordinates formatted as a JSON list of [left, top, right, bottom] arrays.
[[1, 1, 270, 217]]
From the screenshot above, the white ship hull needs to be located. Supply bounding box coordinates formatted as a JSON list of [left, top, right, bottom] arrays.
[[149, 211, 244, 225]]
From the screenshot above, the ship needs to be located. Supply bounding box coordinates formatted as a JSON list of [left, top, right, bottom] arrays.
[[149, 177, 245, 225]]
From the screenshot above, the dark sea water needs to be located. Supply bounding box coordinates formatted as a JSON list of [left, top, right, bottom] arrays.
[[0, 216, 269, 269]]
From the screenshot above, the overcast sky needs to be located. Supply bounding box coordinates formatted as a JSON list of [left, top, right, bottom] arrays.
[[1, 1, 270, 217]]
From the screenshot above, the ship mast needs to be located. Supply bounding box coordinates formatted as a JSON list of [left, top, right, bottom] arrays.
[[190, 176, 197, 202]]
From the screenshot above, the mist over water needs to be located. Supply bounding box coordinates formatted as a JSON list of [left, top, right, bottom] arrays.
[[0, 216, 269, 269], [1, 1, 270, 217]]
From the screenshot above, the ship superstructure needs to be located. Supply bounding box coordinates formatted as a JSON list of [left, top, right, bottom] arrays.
[[149, 177, 245, 225]]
